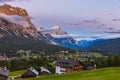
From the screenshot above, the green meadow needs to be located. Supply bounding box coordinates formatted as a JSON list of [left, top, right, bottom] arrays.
[[10, 67, 120, 80]]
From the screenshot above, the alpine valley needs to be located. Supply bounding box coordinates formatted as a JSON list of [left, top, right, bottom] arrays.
[[0, 4, 120, 56]]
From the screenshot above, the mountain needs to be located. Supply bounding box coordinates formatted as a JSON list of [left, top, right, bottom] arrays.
[[43, 31, 120, 55], [37, 25, 80, 49], [37, 25, 106, 50], [38, 25, 67, 35], [0, 4, 41, 39], [37, 24, 120, 55], [83, 38, 120, 55], [0, 17, 39, 39], [1, 4, 119, 56], [50, 36, 80, 49], [0, 4, 35, 27], [78, 39, 105, 47], [50, 25, 67, 35], [0, 16, 73, 55], [0, 4, 74, 55]]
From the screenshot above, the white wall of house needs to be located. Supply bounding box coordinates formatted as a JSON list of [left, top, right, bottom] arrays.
[[55, 66, 66, 74]]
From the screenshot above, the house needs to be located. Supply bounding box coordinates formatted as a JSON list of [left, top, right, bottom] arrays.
[[0, 56, 9, 61], [0, 67, 9, 80], [21, 67, 39, 78], [40, 66, 51, 74], [55, 59, 84, 74]]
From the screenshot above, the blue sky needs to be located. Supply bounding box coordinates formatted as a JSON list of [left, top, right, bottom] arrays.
[[1, 0, 120, 40]]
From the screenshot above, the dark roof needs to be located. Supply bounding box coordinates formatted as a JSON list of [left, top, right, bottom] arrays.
[[55, 59, 83, 68], [29, 67, 39, 75], [0, 67, 9, 78], [22, 67, 39, 76], [86, 66, 96, 70]]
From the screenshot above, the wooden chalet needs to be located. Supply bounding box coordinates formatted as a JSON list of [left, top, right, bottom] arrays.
[[55, 59, 84, 74], [21, 67, 39, 78], [0, 67, 9, 80]]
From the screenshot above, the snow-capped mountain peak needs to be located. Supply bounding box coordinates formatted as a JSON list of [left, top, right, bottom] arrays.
[[51, 25, 61, 31]]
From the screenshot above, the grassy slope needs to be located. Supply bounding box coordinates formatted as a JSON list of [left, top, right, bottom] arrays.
[[9, 67, 120, 80], [25, 67, 120, 80]]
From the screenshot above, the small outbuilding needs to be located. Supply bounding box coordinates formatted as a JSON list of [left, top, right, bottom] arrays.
[[0, 67, 9, 80], [21, 67, 39, 78], [86, 65, 96, 70], [40, 66, 51, 74], [86, 66, 96, 70]]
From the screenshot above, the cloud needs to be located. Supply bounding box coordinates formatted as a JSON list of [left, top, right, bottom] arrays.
[[64, 19, 99, 27], [0, 0, 28, 3], [52, 34, 102, 41], [112, 19, 120, 21], [97, 24, 105, 29], [83, 19, 98, 23], [0, 14, 30, 27], [104, 30, 120, 34], [75, 35, 103, 41], [0, 0, 16, 3], [107, 28, 114, 30]]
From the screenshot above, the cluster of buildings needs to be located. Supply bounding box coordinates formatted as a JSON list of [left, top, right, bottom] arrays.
[[0, 56, 20, 61], [0, 66, 51, 80], [0, 58, 96, 80], [0, 56, 10, 61]]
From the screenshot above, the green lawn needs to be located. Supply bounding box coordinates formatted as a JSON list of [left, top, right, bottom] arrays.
[[10, 70, 26, 76], [26, 67, 120, 80]]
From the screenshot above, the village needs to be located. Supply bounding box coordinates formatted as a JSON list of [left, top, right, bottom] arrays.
[[0, 58, 97, 80], [0, 50, 120, 80], [0, 50, 99, 80]]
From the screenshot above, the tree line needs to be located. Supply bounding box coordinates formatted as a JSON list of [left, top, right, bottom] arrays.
[[0, 58, 55, 73], [85, 55, 120, 68]]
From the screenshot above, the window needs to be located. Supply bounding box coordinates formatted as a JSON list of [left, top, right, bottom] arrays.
[[60, 70, 66, 72]]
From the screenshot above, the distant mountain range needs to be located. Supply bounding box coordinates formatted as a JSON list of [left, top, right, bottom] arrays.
[[49, 35, 120, 55], [82, 38, 120, 55], [41, 28, 120, 55]]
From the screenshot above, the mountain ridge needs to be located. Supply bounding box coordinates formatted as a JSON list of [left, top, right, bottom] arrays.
[[0, 4, 35, 27], [82, 38, 120, 55]]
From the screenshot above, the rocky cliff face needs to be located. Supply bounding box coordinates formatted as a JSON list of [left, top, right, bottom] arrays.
[[39, 25, 68, 35], [0, 17, 36, 39], [50, 25, 67, 35], [0, 4, 35, 27], [0, 4, 42, 39]]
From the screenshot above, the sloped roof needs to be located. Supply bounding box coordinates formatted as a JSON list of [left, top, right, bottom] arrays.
[[55, 59, 84, 68], [29, 67, 39, 76], [40, 66, 51, 74], [0, 67, 9, 78]]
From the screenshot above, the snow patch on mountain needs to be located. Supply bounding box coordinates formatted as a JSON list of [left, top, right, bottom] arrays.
[[51, 25, 61, 31], [51, 34, 73, 38], [49, 40, 58, 45]]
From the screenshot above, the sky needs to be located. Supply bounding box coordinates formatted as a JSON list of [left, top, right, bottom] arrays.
[[1, 0, 120, 40]]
